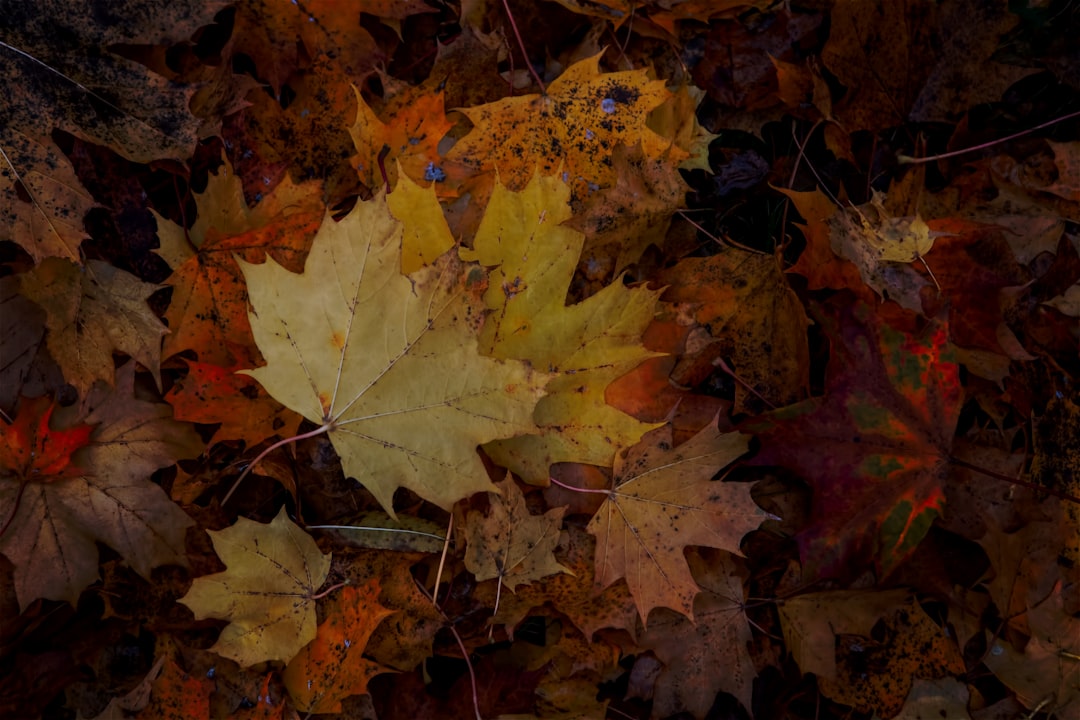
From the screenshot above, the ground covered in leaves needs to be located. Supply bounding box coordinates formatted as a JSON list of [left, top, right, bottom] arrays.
[[2, 1, 1079, 719]]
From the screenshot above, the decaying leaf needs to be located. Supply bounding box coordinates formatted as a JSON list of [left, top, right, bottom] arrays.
[[0, 362, 199, 609], [444, 53, 677, 195], [640, 549, 756, 716], [239, 185, 548, 514], [283, 580, 394, 714], [588, 420, 761, 621], [20, 258, 168, 395], [179, 507, 331, 667], [463, 475, 571, 592], [154, 158, 325, 366], [744, 299, 962, 580]]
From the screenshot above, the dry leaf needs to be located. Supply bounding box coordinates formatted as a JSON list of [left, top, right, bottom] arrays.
[[179, 507, 331, 667]]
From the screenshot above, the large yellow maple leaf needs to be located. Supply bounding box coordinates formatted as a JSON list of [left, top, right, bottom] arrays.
[[238, 190, 548, 514], [461, 171, 661, 483]]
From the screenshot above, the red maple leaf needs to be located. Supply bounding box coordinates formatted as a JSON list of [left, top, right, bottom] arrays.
[[742, 298, 962, 580]]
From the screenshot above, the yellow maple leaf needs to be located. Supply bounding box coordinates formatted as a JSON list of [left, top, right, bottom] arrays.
[[238, 189, 548, 513], [179, 507, 331, 667], [460, 171, 662, 483]]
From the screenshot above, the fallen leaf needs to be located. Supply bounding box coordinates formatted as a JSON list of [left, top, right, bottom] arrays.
[[985, 580, 1079, 717], [349, 86, 453, 192], [778, 588, 911, 682], [640, 549, 756, 716], [164, 356, 302, 450], [135, 659, 213, 720], [660, 246, 810, 414], [20, 258, 168, 395], [588, 420, 760, 621], [179, 507, 332, 667], [385, 169, 455, 274], [283, 580, 394, 713], [487, 523, 640, 641], [0, 362, 198, 610], [566, 142, 689, 273], [0, 130, 96, 264], [444, 52, 677, 196], [744, 299, 962, 580], [239, 184, 547, 514], [463, 475, 571, 592], [154, 158, 325, 366], [894, 677, 972, 720], [461, 171, 661, 483]]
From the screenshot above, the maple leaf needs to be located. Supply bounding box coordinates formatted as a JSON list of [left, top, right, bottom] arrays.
[[659, 246, 810, 414], [135, 659, 213, 720], [463, 476, 571, 592], [179, 507, 331, 667], [443, 53, 679, 195], [777, 589, 911, 683], [743, 298, 962, 581], [0, 130, 96, 264], [566, 142, 689, 273], [164, 357, 302, 450], [986, 580, 1079, 716], [238, 188, 547, 514], [349, 87, 453, 192], [780, 589, 963, 714], [19, 258, 168, 395], [283, 580, 394, 713], [385, 170, 455, 274], [0, 362, 199, 610], [0, 0, 216, 262], [460, 171, 661, 483], [486, 523, 639, 641], [640, 549, 756, 716], [779, 187, 869, 295], [154, 158, 325, 366], [587, 420, 762, 621], [336, 548, 442, 673]]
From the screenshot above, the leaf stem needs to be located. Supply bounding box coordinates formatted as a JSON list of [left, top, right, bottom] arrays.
[[306, 525, 446, 541], [447, 622, 483, 720], [547, 475, 612, 495], [221, 423, 333, 507], [949, 456, 1080, 505], [309, 581, 347, 600], [897, 108, 1080, 165]]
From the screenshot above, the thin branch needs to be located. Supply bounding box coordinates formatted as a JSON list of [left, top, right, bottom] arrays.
[[500, 0, 545, 93], [949, 455, 1080, 505], [898, 108, 1080, 165]]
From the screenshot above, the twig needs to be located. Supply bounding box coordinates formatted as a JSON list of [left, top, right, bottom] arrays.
[[500, 0, 545, 93], [897, 108, 1080, 165], [447, 622, 483, 720], [433, 513, 454, 607]]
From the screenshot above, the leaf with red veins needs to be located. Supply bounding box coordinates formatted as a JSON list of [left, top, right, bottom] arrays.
[[742, 298, 962, 581]]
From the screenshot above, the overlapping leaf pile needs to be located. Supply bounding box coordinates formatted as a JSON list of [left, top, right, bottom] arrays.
[[2, 1, 1079, 719]]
